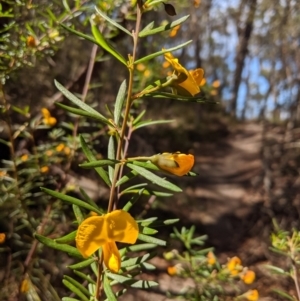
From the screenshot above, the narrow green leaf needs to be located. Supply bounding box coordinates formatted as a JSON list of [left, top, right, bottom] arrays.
[[103, 274, 117, 301], [64, 275, 90, 297], [119, 243, 157, 256], [79, 188, 104, 214], [114, 80, 127, 126], [55, 231, 76, 244], [126, 163, 182, 192], [115, 170, 138, 186], [91, 23, 127, 65], [121, 253, 152, 268], [132, 109, 146, 126], [41, 187, 103, 215], [73, 204, 84, 224], [80, 159, 119, 169], [272, 289, 295, 301], [131, 280, 158, 288], [122, 183, 148, 193], [55, 102, 110, 124], [139, 21, 154, 36], [108, 136, 115, 183], [80, 135, 111, 187], [121, 189, 172, 197], [106, 273, 132, 284], [141, 262, 156, 270], [74, 270, 96, 284], [54, 81, 112, 124], [138, 233, 166, 246], [133, 119, 174, 130], [68, 258, 96, 270], [134, 40, 192, 64], [122, 189, 145, 212], [145, 91, 209, 103], [95, 7, 132, 37], [62, 279, 89, 301], [142, 227, 158, 235], [139, 15, 189, 37], [62, 298, 80, 301], [60, 23, 97, 44], [35, 234, 82, 258]]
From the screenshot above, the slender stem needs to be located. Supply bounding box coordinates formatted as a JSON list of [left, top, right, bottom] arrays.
[[95, 252, 104, 300], [292, 260, 300, 301]]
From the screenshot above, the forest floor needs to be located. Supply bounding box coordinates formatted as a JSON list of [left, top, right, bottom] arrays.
[[119, 120, 294, 301]]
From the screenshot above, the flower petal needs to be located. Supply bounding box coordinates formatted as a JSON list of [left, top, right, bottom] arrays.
[[105, 210, 139, 244], [102, 241, 121, 273], [151, 153, 194, 176], [75, 216, 107, 257], [189, 68, 204, 86]]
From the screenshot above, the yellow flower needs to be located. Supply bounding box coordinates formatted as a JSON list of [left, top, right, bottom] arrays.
[[227, 256, 242, 275], [207, 251, 216, 265], [41, 108, 57, 126], [242, 289, 259, 301], [56, 143, 65, 152], [167, 266, 177, 276], [64, 146, 71, 156], [0, 233, 6, 244], [194, 0, 201, 8], [150, 152, 194, 176], [212, 80, 221, 88], [136, 63, 146, 71], [163, 50, 204, 96], [21, 154, 29, 162], [45, 150, 53, 157], [241, 270, 256, 284], [75, 210, 139, 273], [0, 171, 6, 177], [40, 166, 49, 173], [26, 35, 36, 47], [169, 25, 180, 38], [163, 61, 170, 69], [143, 70, 151, 78]]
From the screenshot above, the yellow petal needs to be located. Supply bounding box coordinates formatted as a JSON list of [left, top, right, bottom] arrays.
[[102, 241, 121, 273], [151, 153, 194, 176], [190, 69, 204, 86], [75, 216, 107, 257], [41, 108, 50, 118], [105, 210, 139, 243], [241, 270, 256, 284]]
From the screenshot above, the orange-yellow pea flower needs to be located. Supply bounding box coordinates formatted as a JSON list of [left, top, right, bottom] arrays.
[[0, 233, 6, 244], [56, 143, 65, 152], [41, 108, 57, 126], [167, 266, 177, 276], [169, 25, 180, 37], [207, 251, 216, 265], [40, 166, 49, 173], [163, 50, 204, 96], [75, 210, 139, 273], [21, 154, 29, 162], [64, 146, 71, 156], [241, 270, 256, 284], [0, 171, 6, 177], [242, 289, 259, 301], [194, 0, 201, 8], [212, 80, 221, 88], [26, 36, 36, 47], [150, 152, 194, 176], [227, 256, 242, 275]]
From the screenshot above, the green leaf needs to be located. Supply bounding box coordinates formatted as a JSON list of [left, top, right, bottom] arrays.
[[115, 170, 138, 186], [60, 23, 97, 44], [119, 243, 157, 256], [91, 23, 127, 65], [139, 21, 154, 36], [73, 204, 84, 224], [132, 109, 146, 126], [68, 258, 96, 270], [264, 265, 287, 275], [138, 233, 166, 246], [80, 135, 111, 187], [134, 40, 192, 64], [95, 7, 132, 37], [103, 274, 117, 301], [35, 234, 82, 258], [55, 231, 76, 244], [62, 298, 81, 301], [74, 270, 96, 284], [55, 102, 109, 124], [145, 91, 209, 103], [114, 80, 127, 126], [54, 81, 112, 125], [122, 183, 148, 193], [126, 163, 182, 192], [142, 227, 158, 235], [139, 15, 189, 37], [133, 119, 174, 130], [122, 189, 145, 212], [107, 273, 158, 288], [272, 289, 295, 301], [108, 136, 116, 183], [63, 275, 90, 297], [62, 279, 89, 301], [121, 253, 153, 268], [41, 187, 103, 215], [80, 159, 119, 169], [131, 280, 158, 288], [79, 188, 103, 214]]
